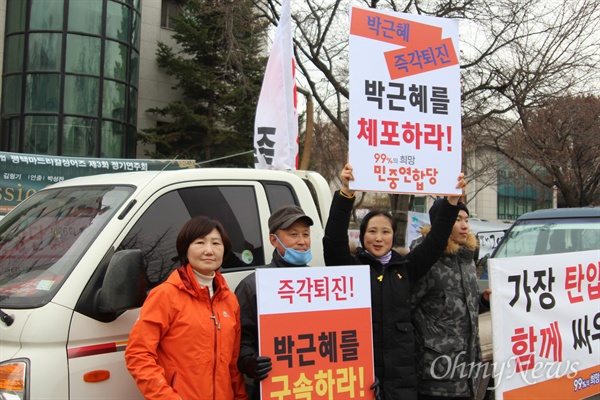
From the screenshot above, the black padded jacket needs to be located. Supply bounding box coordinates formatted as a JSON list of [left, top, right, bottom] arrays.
[[323, 191, 459, 400]]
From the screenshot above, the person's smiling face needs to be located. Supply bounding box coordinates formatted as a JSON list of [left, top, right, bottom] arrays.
[[363, 215, 394, 257], [186, 228, 224, 275]]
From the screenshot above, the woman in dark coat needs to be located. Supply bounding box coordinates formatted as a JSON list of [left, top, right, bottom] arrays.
[[323, 164, 466, 400]]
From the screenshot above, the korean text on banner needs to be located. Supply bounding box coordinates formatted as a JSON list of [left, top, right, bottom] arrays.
[[348, 7, 461, 195], [256, 265, 375, 400], [489, 250, 600, 400], [0, 151, 195, 216], [253, 0, 298, 170]]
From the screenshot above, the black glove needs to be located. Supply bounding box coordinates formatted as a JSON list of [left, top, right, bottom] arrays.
[[370, 376, 381, 400], [244, 355, 272, 381]]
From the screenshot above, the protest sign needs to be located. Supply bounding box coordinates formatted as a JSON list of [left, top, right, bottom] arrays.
[[256, 265, 375, 399], [348, 7, 461, 195], [489, 250, 600, 399]]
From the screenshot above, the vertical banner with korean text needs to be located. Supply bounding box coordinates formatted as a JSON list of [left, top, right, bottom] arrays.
[[349, 7, 461, 195], [254, 0, 298, 170], [489, 251, 600, 399], [256, 266, 375, 399]]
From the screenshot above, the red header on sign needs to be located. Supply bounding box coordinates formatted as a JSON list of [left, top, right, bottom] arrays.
[[350, 7, 458, 79]]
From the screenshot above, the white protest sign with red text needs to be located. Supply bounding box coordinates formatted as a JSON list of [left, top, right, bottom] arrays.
[[349, 7, 461, 195], [256, 265, 375, 400], [489, 250, 600, 399]]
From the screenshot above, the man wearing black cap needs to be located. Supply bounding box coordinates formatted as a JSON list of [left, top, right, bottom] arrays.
[[411, 199, 491, 400], [234, 205, 314, 400]]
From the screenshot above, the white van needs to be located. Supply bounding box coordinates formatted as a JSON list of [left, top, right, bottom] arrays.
[[0, 168, 332, 400]]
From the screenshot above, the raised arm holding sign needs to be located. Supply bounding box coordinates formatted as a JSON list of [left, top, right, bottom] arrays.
[[323, 163, 466, 400]]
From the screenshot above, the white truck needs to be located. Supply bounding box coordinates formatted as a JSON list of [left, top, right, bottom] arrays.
[[0, 168, 332, 400]]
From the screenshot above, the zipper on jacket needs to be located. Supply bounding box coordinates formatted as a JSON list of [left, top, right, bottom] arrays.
[[377, 264, 386, 281], [212, 308, 218, 400], [209, 288, 219, 400], [209, 308, 221, 330]]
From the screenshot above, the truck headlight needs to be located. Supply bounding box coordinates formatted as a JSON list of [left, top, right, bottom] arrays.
[[0, 359, 29, 400]]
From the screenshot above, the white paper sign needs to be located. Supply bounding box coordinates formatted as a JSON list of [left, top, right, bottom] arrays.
[[489, 250, 600, 399], [349, 7, 462, 195]]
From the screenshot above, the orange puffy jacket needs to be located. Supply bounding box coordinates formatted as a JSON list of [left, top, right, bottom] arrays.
[[125, 264, 247, 400]]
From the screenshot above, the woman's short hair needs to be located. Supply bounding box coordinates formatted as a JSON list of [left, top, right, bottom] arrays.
[[176, 216, 232, 266], [359, 210, 397, 247]]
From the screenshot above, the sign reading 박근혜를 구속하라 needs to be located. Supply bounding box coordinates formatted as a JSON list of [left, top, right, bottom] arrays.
[[256, 265, 376, 399]]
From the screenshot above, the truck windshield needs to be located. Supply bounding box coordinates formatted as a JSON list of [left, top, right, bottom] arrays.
[[0, 186, 134, 308], [493, 217, 600, 258]]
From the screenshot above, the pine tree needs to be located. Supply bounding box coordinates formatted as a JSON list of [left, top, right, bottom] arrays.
[[139, 0, 267, 167]]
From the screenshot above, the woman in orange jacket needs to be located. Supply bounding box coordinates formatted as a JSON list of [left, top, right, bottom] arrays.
[[125, 216, 247, 400]]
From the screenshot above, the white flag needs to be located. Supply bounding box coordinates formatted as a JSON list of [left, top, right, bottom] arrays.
[[253, 0, 298, 170]]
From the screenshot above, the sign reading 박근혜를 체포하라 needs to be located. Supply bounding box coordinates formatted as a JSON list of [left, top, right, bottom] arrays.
[[349, 7, 462, 196], [0, 151, 195, 216]]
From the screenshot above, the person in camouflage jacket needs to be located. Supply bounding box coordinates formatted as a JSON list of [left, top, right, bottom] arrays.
[[411, 199, 491, 400]]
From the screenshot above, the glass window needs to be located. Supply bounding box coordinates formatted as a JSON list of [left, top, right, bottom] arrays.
[[23, 115, 58, 154], [30, 0, 64, 31], [104, 40, 128, 81], [103, 80, 126, 120], [131, 10, 141, 49], [64, 75, 99, 116], [2, 75, 23, 114], [4, 35, 25, 73], [494, 217, 600, 258], [161, 0, 181, 29], [265, 183, 298, 212], [6, 0, 27, 33], [68, 0, 102, 35], [118, 186, 263, 289], [62, 117, 97, 156], [128, 87, 137, 125], [126, 126, 136, 158], [106, 1, 130, 42], [101, 120, 125, 157], [65, 35, 101, 75], [25, 74, 60, 113], [129, 49, 139, 87], [412, 196, 427, 213], [1, 117, 21, 151], [27, 33, 62, 71], [0, 186, 134, 308]]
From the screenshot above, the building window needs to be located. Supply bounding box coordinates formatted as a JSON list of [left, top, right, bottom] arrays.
[[62, 117, 97, 156], [23, 115, 58, 154], [161, 0, 182, 29], [497, 168, 552, 220], [411, 196, 427, 213]]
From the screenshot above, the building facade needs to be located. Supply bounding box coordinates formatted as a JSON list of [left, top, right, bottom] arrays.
[[0, 0, 181, 158]]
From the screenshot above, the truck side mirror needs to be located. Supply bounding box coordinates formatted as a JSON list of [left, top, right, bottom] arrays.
[[95, 249, 147, 313]]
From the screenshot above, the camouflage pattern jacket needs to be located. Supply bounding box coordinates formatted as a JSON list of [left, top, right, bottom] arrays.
[[410, 226, 489, 399]]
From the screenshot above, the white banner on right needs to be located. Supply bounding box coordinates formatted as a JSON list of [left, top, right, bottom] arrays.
[[489, 250, 600, 399]]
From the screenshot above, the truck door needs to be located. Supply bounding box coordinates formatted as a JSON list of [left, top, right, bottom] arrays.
[[67, 181, 271, 399]]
